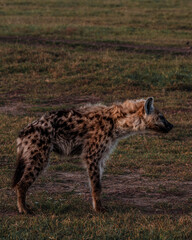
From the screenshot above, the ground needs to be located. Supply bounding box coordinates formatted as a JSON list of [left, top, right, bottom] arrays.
[[0, 0, 192, 239], [2, 170, 192, 216]]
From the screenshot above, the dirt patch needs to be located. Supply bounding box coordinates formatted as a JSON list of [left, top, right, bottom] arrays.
[[0, 102, 30, 115], [29, 170, 192, 214], [0, 95, 100, 115], [0, 36, 192, 55], [1, 170, 191, 216]]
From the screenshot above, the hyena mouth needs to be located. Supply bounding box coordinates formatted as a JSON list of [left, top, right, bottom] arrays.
[[161, 127, 173, 133], [164, 121, 174, 133], [154, 122, 174, 134]]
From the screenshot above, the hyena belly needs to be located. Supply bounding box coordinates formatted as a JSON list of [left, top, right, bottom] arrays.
[[52, 135, 83, 156], [51, 109, 87, 157]]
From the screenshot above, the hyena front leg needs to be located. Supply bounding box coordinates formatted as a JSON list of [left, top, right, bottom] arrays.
[[86, 156, 104, 212], [14, 149, 50, 214]]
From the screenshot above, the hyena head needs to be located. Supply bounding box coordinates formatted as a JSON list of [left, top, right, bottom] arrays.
[[143, 97, 173, 133]]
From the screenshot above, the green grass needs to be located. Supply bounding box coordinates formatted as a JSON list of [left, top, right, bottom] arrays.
[[0, 0, 192, 46], [1, 43, 192, 105], [1, 207, 192, 239], [0, 0, 192, 239]]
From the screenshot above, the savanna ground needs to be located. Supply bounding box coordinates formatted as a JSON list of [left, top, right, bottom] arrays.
[[0, 0, 192, 239]]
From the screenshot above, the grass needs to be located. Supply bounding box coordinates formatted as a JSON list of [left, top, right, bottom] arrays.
[[1, 43, 192, 105], [0, 0, 192, 239], [0, 0, 192, 46], [1, 208, 192, 239]]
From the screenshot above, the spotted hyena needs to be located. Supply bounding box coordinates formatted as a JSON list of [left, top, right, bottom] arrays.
[[12, 97, 173, 214]]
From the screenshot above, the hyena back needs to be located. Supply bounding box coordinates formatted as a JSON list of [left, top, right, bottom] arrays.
[[12, 97, 173, 214]]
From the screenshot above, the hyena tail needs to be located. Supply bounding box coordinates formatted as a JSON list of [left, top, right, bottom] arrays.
[[12, 150, 25, 189]]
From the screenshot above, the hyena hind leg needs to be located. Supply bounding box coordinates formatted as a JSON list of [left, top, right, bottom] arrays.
[[15, 181, 32, 214], [14, 154, 49, 214]]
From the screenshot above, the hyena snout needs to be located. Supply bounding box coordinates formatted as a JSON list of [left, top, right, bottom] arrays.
[[165, 120, 173, 132], [162, 119, 174, 133], [152, 116, 174, 134]]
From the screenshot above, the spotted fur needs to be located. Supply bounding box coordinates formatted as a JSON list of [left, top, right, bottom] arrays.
[[12, 97, 173, 213]]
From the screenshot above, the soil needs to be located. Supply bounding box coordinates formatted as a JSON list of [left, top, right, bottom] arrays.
[[0, 36, 192, 55], [1, 169, 192, 216], [0, 95, 101, 115], [35, 170, 192, 214]]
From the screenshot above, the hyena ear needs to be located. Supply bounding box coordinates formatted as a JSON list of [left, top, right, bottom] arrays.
[[144, 97, 154, 115]]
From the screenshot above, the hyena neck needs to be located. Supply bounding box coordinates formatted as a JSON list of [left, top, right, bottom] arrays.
[[116, 114, 146, 137], [115, 100, 147, 137], [122, 99, 145, 114]]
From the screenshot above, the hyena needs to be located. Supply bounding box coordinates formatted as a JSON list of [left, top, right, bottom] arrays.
[[12, 97, 173, 214]]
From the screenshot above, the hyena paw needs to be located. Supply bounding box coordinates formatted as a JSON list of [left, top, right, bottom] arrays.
[[19, 205, 33, 215], [94, 205, 108, 213]]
